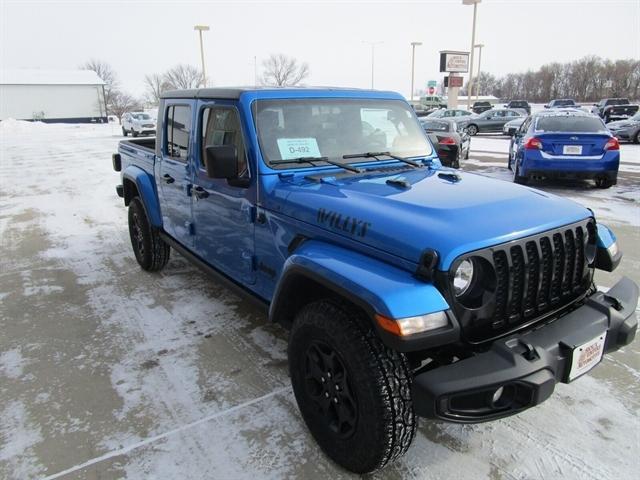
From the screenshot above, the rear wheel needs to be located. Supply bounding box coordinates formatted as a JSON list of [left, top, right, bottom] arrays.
[[634, 131, 640, 144], [595, 177, 612, 189], [288, 300, 416, 474], [513, 159, 528, 185], [128, 197, 170, 271], [466, 124, 478, 136]]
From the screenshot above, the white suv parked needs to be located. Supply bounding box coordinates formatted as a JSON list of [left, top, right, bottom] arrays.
[[122, 112, 156, 137]]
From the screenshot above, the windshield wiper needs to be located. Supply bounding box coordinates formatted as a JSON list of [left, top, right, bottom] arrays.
[[269, 156, 363, 173], [342, 151, 422, 168]]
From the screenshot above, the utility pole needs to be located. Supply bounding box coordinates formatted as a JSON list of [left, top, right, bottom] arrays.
[[474, 43, 484, 101], [363, 41, 383, 89], [463, 0, 481, 110], [410, 42, 422, 101], [194, 25, 210, 87]]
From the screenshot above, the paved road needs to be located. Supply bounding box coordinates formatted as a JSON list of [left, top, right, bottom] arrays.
[[1, 123, 638, 479]]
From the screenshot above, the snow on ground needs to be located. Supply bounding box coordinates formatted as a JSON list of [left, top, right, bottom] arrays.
[[0, 120, 639, 480]]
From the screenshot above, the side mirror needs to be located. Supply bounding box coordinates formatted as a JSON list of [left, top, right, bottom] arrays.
[[204, 145, 238, 179]]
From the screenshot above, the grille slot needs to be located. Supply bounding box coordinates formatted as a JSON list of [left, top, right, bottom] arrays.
[[449, 219, 596, 343]]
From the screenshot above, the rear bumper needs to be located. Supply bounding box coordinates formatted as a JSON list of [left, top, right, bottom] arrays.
[[411, 276, 638, 423], [520, 150, 619, 179]]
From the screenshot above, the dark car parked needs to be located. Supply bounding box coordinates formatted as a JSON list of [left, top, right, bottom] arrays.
[[471, 101, 492, 114], [504, 100, 531, 115], [458, 109, 524, 136], [545, 99, 578, 109], [607, 111, 640, 143], [420, 118, 470, 168], [591, 98, 639, 123]]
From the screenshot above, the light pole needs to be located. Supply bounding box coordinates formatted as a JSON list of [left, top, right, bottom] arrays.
[[194, 25, 210, 87], [363, 41, 383, 89], [462, 0, 481, 109], [474, 43, 484, 101], [410, 42, 422, 101]]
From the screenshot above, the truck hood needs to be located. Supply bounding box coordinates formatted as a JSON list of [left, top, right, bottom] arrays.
[[271, 167, 592, 270]]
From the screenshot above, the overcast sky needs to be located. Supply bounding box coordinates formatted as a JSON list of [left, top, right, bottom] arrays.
[[1, 0, 639, 98]]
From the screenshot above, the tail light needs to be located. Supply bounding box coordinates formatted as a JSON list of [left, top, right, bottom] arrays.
[[604, 137, 619, 151], [439, 137, 456, 145], [524, 137, 543, 150]]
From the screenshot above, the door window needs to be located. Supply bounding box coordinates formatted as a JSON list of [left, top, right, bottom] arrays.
[[201, 107, 248, 178], [165, 105, 192, 161]]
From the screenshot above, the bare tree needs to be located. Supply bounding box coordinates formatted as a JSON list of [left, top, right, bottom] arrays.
[[81, 59, 119, 113], [144, 73, 169, 105], [261, 54, 310, 87], [109, 91, 142, 124], [162, 64, 203, 90]]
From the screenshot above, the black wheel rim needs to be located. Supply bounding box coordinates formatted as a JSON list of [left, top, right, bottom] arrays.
[[132, 212, 145, 256], [303, 340, 358, 438]]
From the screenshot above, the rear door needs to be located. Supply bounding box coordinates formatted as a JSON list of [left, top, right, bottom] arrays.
[[191, 101, 255, 284], [157, 103, 194, 247]]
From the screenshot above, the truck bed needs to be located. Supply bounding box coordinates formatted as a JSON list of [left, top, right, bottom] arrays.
[[118, 137, 156, 173]]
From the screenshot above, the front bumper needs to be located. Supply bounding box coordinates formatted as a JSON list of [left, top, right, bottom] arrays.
[[412, 276, 638, 423]]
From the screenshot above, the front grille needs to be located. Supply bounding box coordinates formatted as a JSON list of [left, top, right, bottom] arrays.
[[441, 219, 597, 343]]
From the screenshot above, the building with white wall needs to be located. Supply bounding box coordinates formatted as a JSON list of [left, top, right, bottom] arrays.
[[0, 69, 107, 123]]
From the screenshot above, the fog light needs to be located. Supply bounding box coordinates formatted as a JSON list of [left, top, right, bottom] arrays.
[[492, 386, 504, 405]]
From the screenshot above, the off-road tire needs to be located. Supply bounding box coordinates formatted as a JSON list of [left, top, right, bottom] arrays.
[[128, 197, 170, 271], [466, 124, 478, 136], [122, 127, 128, 137], [288, 300, 416, 474]]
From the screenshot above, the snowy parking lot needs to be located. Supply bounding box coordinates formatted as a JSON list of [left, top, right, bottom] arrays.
[[1, 121, 639, 479]]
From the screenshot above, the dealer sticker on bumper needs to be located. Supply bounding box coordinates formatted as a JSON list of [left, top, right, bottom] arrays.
[[568, 332, 607, 382]]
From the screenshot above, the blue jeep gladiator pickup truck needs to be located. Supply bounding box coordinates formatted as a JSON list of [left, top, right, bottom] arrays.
[[113, 87, 638, 474]]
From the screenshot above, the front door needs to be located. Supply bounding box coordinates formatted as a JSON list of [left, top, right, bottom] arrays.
[[157, 103, 194, 247], [191, 102, 255, 284]]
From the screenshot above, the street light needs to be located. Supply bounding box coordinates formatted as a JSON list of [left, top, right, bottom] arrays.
[[474, 43, 484, 101], [410, 42, 422, 101], [363, 41, 383, 89], [462, 0, 482, 109], [194, 25, 210, 87]]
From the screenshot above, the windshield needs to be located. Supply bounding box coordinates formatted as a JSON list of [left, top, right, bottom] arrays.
[[553, 99, 576, 106], [254, 99, 432, 168], [535, 116, 607, 133], [133, 113, 152, 120]]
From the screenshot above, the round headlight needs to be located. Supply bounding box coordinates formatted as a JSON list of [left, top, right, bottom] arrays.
[[453, 259, 474, 296]]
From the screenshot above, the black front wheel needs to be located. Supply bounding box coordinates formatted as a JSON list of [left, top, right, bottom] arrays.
[[466, 124, 478, 136], [122, 127, 128, 137], [128, 197, 170, 271], [288, 300, 416, 474]]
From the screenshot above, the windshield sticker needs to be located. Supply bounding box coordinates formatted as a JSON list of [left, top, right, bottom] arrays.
[[277, 138, 321, 160]]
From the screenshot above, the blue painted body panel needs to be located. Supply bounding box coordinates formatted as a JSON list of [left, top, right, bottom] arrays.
[[116, 87, 607, 322], [121, 165, 162, 226], [596, 224, 617, 248], [278, 240, 449, 318]]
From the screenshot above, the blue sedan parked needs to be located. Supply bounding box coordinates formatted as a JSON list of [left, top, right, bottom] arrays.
[[508, 109, 620, 188]]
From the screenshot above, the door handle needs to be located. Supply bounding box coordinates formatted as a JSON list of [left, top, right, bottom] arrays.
[[162, 173, 175, 184], [193, 186, 209, 199]]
